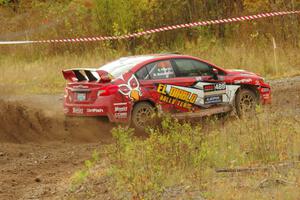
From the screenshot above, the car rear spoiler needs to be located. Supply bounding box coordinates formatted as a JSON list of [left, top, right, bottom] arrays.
[[62, 68, 112, 83]]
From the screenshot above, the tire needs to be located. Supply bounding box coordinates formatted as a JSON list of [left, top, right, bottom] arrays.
[[131, 102, 155, 131], [235, 89, 258, 117]]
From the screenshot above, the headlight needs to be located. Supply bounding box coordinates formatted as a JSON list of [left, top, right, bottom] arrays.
[[261, 88, 270, 92]]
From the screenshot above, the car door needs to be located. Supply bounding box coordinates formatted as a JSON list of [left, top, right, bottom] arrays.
[[135, 59, 198, 112], [171, 58, 237, 109]]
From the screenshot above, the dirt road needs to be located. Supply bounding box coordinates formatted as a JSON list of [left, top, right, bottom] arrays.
[[0, 77, 300, 200], [0, 95, 113, 199]]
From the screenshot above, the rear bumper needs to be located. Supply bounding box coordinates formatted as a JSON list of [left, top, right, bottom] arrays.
[[63, 96, 132, 123], [64, 104, 107, 116]]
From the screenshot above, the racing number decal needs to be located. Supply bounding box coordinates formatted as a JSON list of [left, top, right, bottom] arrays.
[[215, 83, 226, 90]]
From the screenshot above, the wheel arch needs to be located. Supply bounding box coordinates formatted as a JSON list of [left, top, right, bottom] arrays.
[[236, 84, 260, 101], [133, 99, 156, 110]]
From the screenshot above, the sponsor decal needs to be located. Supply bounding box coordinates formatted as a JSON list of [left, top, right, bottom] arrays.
[[157, 83, 198, 109], [156, 82, 230, 108], [204, 96, 223, 104], [115, 112, 128, 119], [234, 78, 252, 84], [114, 102, 128, 119], [157, 84, 198, 104], [72, 107, 83, 114], [115, 106, 127, 112], [159, 95, 193, 109], [86, 108, 104, 113], [119, 75, 142, 101]]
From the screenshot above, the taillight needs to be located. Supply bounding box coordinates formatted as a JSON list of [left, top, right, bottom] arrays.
[[97, 85, 119, 96]]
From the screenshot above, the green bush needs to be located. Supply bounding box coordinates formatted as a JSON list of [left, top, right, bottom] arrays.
[[106, 111, 300, 199], [109, 118, 209, 199]]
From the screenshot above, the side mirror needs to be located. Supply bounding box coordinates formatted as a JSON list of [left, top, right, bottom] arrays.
[[211, 68, 218, 80], [212, 68, 218, 74]]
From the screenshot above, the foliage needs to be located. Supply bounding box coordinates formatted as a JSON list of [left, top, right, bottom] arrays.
[[109, 119, 208, 199], [0, 0, 9, 5], [0, 0, 299, 52], [105, 111, 300, 199]]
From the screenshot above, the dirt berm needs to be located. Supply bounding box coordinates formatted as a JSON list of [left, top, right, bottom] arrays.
[[0, 96, 113, 144]]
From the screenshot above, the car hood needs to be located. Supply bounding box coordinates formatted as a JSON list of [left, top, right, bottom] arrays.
[[227, 69, 260, 77], [223, 68, 269, 86]]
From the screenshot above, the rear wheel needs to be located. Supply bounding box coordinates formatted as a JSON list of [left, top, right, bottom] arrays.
[[131, 102, 155, 131], [235, 89, 258, 117]]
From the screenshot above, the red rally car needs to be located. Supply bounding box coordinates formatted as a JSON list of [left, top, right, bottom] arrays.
[[62, 54, 271, 130]]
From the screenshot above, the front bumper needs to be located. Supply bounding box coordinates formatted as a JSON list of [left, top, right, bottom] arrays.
[[259, 86, 271, 104]]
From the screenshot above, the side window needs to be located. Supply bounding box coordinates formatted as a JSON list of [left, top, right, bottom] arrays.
[[136, 60, 176, 80], [135, 66, 149, 80], [147, 60, 176, 79], [172, 59, 212, 77], [135, 60, 175, 80]]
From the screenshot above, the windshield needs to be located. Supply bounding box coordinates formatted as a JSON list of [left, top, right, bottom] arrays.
[[99, 56, 154, 78]]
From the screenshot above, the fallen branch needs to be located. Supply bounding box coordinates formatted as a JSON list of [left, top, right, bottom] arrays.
[[215, 166, 268, 173], [257, 178, 297, 189], [215, 161, 300, 173]]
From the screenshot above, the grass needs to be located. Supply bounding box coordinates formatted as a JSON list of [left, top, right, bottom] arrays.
[[68, 109, 300, 200], [1, 39, 300, 94], [0, 46, 120, 94]]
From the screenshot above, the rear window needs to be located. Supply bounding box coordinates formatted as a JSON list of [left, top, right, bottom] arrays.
[[100, 56, 154, 78]]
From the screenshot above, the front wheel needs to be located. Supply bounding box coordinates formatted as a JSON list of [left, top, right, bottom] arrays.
[[235, 89, 258, 117], [131, 102, 155, 131]]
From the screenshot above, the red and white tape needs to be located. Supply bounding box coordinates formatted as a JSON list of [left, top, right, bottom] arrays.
[[1, 10, 299, 44]]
